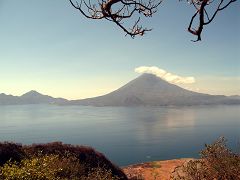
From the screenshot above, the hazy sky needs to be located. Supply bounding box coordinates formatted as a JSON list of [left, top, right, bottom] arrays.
[[0, 0, 239, 99]]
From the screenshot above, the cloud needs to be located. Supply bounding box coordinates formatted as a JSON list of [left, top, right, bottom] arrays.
[[135, 66, 195, 84]]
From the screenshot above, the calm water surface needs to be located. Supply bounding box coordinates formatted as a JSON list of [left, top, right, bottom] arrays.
[[0, 105, 239, 166]]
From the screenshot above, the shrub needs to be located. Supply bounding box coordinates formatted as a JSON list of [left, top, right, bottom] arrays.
[[0, 142, 127, 180], [84, 166, 120, 180], [0, 154, 119, 180], [23, 142, 127, 179], [0, 155, 66, 180], [172, 137, 240, 180]]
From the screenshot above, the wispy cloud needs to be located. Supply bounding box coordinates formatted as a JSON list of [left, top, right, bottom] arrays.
[[135, 66, 195, 84]]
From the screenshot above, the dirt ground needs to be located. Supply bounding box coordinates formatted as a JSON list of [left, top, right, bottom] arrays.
[[122, 158, 193, 180]]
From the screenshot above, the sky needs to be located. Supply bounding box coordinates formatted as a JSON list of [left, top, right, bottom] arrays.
[[0, 0, 239, 99]]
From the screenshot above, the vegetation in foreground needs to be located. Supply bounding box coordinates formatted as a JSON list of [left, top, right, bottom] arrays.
[[172, 137, 240, 180], [0, 142, 127, 180], [0, 137, 239, 180]]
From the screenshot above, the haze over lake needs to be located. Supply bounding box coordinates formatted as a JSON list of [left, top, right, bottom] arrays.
[[0, 104, 239, 166]]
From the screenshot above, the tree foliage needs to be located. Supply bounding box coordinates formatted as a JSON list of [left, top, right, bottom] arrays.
[[0, 142, 127, 180], [172, 137, 240, 180], [0, 154, 120, 180], [69, 0, 237, 41]]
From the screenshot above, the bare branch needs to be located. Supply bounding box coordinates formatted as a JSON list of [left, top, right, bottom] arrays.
[[69, 0, 163, 37], [185, 0, 237, 41], [70, 0, 237, 40]]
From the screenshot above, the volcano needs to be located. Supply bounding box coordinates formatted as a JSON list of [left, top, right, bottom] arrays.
[[69, 73, 239, 106]]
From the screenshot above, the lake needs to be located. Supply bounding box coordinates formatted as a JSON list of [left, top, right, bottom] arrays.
[[0, 105, 239, 166]]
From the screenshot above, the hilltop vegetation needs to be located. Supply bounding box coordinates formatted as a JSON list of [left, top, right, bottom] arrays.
[[0, 142, 127, 180], [0, 138, 239, 179], [172, 137, 240, 180]]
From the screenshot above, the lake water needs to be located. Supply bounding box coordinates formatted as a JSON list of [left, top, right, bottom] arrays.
[[0, 105, 239, 166]]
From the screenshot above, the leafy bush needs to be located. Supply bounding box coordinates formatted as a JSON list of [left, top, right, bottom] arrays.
[[23, 142, 126, 179], [85, 167, 120, 180], [0, 155, 64, 180], [172, 137, 240, 180], [0, 142, 127, 180], [0, 154, 120, 180]]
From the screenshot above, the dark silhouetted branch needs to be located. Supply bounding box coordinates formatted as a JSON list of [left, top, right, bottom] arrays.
[[186, 0, 237, 42], [69, 0, 163, 37], [70, 0, 237, 40]]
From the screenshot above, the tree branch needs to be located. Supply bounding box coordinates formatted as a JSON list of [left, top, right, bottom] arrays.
[[69, 0, 163, 37], [187, 0, 237, 42], [70, 0, 237, 40]]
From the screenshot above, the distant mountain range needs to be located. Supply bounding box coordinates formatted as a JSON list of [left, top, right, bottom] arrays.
[[0, 90, 67, 105], [1, 74, 240, 106]]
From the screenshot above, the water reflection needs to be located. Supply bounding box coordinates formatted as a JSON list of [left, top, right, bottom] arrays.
[[165, 108, 195, 128], [129, 107, 196, 142], [0, 105, 239, 166]]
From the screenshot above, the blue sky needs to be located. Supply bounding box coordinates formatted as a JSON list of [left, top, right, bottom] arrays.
[[0, 0, 239, 99]]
